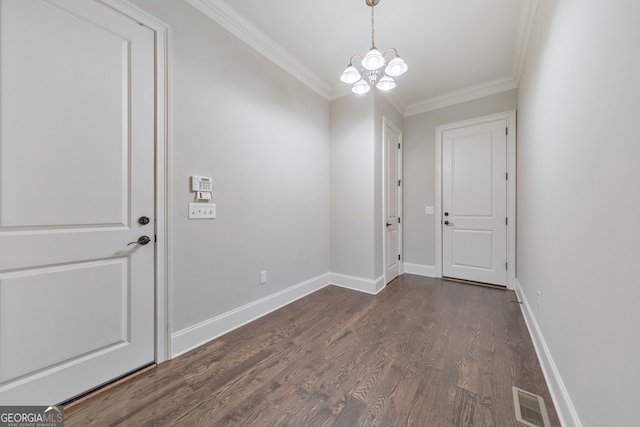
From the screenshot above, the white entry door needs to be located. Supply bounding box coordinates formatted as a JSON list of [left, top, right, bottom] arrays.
[[0, 0, 156, 404], [384, 120, 402, 284], [442, 119, 507, 286]]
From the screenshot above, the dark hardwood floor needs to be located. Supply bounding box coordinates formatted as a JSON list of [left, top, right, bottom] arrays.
[[65, 274, 559, 426]]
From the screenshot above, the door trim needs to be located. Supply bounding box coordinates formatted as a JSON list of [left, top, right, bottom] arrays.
[[382, 117, 403, 285], [100, 0, 171, 362], [434, 110, 516, 289]]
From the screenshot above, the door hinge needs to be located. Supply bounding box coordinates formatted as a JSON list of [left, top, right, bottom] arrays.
[[506, 127, 508, 135], [398, 179, 402, 186], [506, 262, 508, 270], [506, 172, 508, 180], [398, 143, 401, 149], [398, 217, 401, 224], [154, 235, 157, 243], [505, 217, 508, 225], [398, 254, 401, 261]]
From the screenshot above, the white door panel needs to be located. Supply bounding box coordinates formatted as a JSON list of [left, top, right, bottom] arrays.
[[442, 120, 507, 286], [0, 0, 155, 404], [1, 0, 129, 227], [450, 136, 494, 216], [384, 121, 401, 284], [0, 260, 129, 383], [386, 229, 398, 270], [450, 229, 494, 269]]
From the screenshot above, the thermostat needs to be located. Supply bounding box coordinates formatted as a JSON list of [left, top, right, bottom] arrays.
[[191, 176, 213, 192]]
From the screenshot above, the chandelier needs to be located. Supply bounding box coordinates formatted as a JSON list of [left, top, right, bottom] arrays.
[[340, 0, 408, 94]]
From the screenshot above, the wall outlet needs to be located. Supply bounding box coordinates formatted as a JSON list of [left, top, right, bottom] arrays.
[[537, 291, 541, 309], [260, 271, 267, 285], [188, 203, 216, 219]]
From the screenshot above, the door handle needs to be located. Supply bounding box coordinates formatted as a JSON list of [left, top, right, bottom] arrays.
[[386, 222, 392, 227], [444, 220, 454, 226], [138, 216, 150, 225], [127, 236, 151, 246]]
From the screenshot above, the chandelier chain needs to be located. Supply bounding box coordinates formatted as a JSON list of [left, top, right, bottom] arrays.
[[370, 5, 375, 47]]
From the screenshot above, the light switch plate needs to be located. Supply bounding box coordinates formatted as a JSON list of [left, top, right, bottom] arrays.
[[189, 203, 216, 219], [425, 206, 434, 215]]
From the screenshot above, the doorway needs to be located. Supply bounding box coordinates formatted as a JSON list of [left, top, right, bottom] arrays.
[[383, 118, 403, 285], [0, 0, 169, 404], [435, 111, 516, 288]]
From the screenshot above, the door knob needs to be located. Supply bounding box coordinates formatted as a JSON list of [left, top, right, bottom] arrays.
[[127, 236, 151, 246], [444, 212, 449, 216], [444, 220, 454, 226], [138, 216, 150, 225]]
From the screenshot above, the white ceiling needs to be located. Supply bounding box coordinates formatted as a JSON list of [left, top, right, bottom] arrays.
[[186, 0, 537, 115]]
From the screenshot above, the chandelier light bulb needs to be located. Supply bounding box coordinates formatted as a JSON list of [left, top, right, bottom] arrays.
[[376, 76, 396, 91], [362, 47, 385, 71], [352, 79, 371, 95], [385, 56, 408, 77], [340, 65, 362, 84]]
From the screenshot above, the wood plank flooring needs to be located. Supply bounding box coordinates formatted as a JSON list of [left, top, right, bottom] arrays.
[[65, 274, 560, 426]]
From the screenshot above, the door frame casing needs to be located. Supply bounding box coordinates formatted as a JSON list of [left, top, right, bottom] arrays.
[[382, 117, 403, 285], [100, 0, 171, 362], [434, 110, 516, 289]]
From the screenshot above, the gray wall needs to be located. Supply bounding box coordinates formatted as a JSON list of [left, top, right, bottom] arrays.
[[402, 91, 517, 268], [130, 0, 331, 333], [517, 0, 640, 425], [329, 93, 404, 282], [329, 94, 375, 279]]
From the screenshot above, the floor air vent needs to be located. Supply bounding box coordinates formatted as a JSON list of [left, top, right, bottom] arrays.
[[512, 387, 551, 427]]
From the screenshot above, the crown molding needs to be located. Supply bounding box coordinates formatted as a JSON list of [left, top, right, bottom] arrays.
[[403, 0, 538, 117], [329, 85, 405, 117], [184, 0, 332, 99], [329, 84, 352, 101], [404, 75, 518, 117], [332, 75, 516, 118], [512, 0, 539, 81], [381, 91, 406, 117], [185, 0, 539, 116]]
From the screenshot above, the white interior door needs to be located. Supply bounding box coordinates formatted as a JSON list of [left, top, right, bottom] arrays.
[[0, 0, 156, 404], [384, 120, 401, 284], [442, 119, 507, 286]]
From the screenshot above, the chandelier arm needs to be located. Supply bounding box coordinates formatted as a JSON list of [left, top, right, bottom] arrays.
[[383, 47, 399, 59], [349, 53, 364, 66]]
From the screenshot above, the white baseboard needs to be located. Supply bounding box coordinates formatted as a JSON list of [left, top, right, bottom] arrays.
[[515, 279, 583, 427], [171, 271, 390, 358], [330, 272, 386, 295], [402, 263, 438, 277], [171, 273, 331, 357]]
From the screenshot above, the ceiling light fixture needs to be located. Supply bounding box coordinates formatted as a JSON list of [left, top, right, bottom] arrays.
[[340, 0, 408, 94]]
